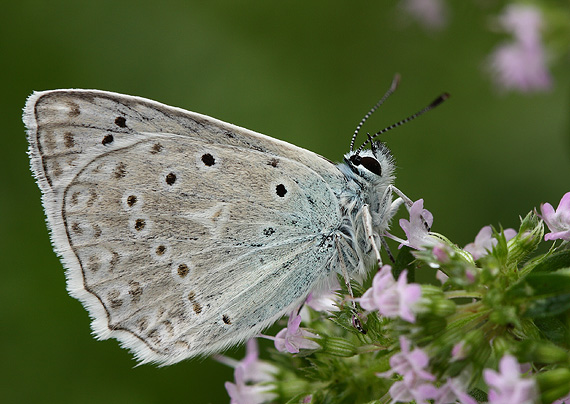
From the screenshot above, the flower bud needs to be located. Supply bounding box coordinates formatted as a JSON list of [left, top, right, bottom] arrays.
[[429, 298, 456, 317], [518, 340, 569, 364], [492, 336, 511, 358], [506, 212, 543, 267], [276, 377, 311, 401], [319, 336, 357, 357], [536, 368, 570, 404]]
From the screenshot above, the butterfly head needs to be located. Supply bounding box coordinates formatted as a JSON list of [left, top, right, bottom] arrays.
[[342, 141, 395, 187], [344, 75, 448, 188]]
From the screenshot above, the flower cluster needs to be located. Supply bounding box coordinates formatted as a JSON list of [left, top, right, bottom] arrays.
[[487, 4, 552, 92], [397, 1, 570, 93], [219, 192, 570, 404], [358, 265, 421, 323], [215, 339, 277, 404]]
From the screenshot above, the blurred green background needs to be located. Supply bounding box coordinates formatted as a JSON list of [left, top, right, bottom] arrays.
[[2, 1, 569, 403]]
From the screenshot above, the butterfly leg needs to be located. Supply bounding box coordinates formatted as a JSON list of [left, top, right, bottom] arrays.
[[334, 235, 366, 333], [389, 185, 431, 231], [362, 204, 383, 267], [389, 185, 415, 209], [379, 235, 396, 263]]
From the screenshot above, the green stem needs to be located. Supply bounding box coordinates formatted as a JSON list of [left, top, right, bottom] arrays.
[[356, 344, 389, 354], [446, 303, 489, 323], [444, 290, 483, 299]]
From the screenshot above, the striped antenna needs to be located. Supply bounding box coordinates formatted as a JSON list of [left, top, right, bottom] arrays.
[[354, 92, 450, 155], [350, 74, 401, 151]]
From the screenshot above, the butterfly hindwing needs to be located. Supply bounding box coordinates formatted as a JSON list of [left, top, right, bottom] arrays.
[[25, 90, 347, 364]]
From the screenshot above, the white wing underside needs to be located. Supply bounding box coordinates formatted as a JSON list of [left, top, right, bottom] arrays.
[[25, 90, 348, 365]]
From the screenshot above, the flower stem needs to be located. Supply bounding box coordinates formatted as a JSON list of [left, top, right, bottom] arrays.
[[444, 290, 482, 299]]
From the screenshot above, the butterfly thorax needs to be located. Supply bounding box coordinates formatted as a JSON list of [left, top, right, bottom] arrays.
[[333, 143, 396, 278]]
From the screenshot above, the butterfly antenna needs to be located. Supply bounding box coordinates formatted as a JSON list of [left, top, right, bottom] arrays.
[[350, 74, 401, 151], [367, 133, 377, 153], [355, 92, 450, 154]]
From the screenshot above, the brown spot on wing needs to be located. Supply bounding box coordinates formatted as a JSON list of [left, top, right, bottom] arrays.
[[64, 132, 75, 148], [68, 102, 80, 117], [114, 162, 127, 178]]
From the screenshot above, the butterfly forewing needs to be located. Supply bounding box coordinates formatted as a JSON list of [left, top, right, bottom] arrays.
[[25, 90, 346, 364]]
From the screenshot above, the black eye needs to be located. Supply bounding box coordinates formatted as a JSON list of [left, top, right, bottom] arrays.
[[349, 154, 362, 165], [359, 156, 382, 176]]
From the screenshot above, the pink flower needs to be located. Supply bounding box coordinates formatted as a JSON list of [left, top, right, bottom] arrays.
[[358, 265, 422, 323], [397, 199, 439, 250], [489, 43, 551, 92], [451, 341, 467, 361], [432, 244, 450, 263], [305, 279, 340, 313], [359, 265, 395, 308], [399, 0, 448, 30], [217, 339, 278, 404], [487, 4, 552, 92], [436, 270, 448, 284], [302, 395, 313, 403], [389, 379, 438, 404], [215, 339, 277, 383], [434, 376, 477, 404], [238, 339, 277, 383], [379, 336, 435, 383], [273, 312, 320, 354], [225, 366, 276, 404], [464, 226, 517, 260], [483, 355, 538, 404], [540, 192, 570, 241], [378, 337, 437, 403], [498, 4, 543, 46]]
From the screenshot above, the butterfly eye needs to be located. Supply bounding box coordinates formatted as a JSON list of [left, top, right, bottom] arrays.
[[349, 154, 362, 166], [359, 156, 382, 176]]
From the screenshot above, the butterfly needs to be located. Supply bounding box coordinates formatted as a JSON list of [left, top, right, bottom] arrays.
[[24, 75, 447, 365]]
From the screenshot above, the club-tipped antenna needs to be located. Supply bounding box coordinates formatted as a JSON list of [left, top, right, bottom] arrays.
[[350, 74, 401, 151], [354, 92, 450, 155]]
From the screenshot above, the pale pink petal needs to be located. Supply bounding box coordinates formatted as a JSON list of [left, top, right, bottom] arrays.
[[273, 313, 320, 354], [483, 355, 538, 404], [215, 339, 277, 384], [225, 366, 276, 404], [540, 192, 570, 241], [305, 280, 341, 312], [487, 4, 552, 92], [400, 0, 448, 30], [435, 377, 477, 404], [504, 228, 517, 241], [399, 199, 438, 250], [436, 270, 449, 284], [358, 266, 421, 322]]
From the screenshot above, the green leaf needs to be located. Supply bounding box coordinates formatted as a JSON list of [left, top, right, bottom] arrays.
[[506, 271, 570, 318], [393, 246, 415, 281], [469, 388, 488, 403], [534, 316, 569, 345], [530, 249, 570, 273]]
